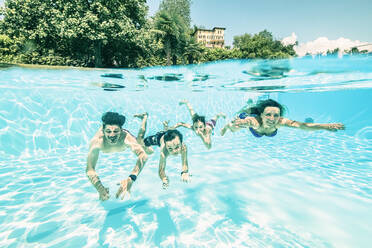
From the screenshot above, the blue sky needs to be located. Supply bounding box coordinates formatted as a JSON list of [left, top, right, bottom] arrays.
[[147, 0, 372, 46], [1, 0, 371, 47]]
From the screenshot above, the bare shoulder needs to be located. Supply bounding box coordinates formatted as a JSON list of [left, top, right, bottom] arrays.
[[279, 117, 297, 126], [89, 133, 104, 151], [160, 144, 168, 158], [93, 126, 104, 137], [278, 117, 287, 124], [123, 129, 138, 145]]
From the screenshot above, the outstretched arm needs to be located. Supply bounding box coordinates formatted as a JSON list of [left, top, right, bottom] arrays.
[[163, 120, 192, 130], [180, 144, 190, 182], [158, 152, 169, 189], [197, 130, 212, 149], [211, 112, 226, 123], [116, 133, 148, 200], [86, 141, 109, 201], [280, 118, 345, 132], [232, 116, 256, 127], [221, 116, 258, 136], [179, 99, 196, 118]]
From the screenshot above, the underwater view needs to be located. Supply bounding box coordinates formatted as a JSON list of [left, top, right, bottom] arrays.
[[0, 55, 371, 247]]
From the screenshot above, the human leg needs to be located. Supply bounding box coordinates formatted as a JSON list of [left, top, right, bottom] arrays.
[[134, 112, 154, 154]]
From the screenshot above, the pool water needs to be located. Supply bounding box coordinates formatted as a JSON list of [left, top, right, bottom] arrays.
[[0, 55, 371, 247]]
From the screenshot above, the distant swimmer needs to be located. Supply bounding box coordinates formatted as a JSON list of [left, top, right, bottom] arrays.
[[86, 112, 148, 201], [221, 99, 345, 137], [163, 99, 225, 149], [134, 113, 190, 189]]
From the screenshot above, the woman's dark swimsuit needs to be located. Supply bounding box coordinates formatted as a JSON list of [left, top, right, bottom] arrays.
[[249, 127, 277, 137], [144, 131, 166, 147], [239, 112, 278, 138]]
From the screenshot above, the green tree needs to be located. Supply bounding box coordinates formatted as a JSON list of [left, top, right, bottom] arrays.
[[350, 47, 359, 54], [233, 30, 295, 59], [327, 48, 340, 55], [154, 0, 192, 65], [0, 34, 16, 59], [0, 0, 149, 67], [182, 37, 204, 64], [159, 0, 192, 28], [154, 10, 187, 65]]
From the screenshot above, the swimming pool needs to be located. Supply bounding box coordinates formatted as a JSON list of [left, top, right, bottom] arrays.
[[0, 55, 371, 247]]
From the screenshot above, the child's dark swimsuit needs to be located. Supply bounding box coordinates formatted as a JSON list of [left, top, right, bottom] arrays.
[[239, 112, 278, 138], [205, 119, 216, 135], [206, 119, 216, 130], [144, 131, 166, 147]]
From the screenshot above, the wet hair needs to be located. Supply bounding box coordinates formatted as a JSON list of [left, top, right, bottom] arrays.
[[248, 99, 285, 117], [164, 129, 183, 143], [192, 114, 206, 125], [101, 112, 126, 129]]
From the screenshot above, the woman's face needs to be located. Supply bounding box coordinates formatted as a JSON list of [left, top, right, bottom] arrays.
[[261, 107, 280, 128], [193, 121, 206, 133]]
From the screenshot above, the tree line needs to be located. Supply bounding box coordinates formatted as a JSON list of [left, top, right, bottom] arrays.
[[0, 0, 296, 68]]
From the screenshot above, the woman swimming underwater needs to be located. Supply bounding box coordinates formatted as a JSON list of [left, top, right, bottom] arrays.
[[221, 99, 345, 137]]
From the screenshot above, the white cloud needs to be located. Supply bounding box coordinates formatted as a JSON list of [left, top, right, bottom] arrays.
[[282, 33, 371, 56], [281, 32, 297, 46], [296, 36, 369, 56]]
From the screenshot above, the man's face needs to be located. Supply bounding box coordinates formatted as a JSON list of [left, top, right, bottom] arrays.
[[103, 124, 121, 144], [193, 121, 205, 134], [165, 136, 182, 155], [261, 107, 280, 128]]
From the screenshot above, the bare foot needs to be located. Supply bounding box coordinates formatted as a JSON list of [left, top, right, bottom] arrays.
[[217, 112, 226, 119], [144, 146, 154, 154], [134, 112, 148, 119], [220, 126, 228, 136], [163, 120, 169, 127]]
